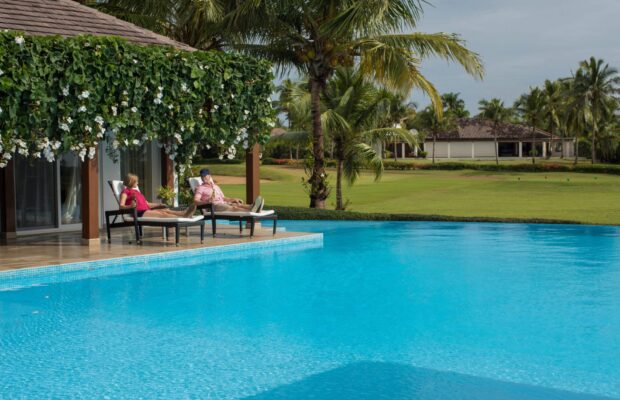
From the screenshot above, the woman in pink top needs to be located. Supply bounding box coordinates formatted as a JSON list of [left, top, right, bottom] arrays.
[[119, 173, 196, 218]]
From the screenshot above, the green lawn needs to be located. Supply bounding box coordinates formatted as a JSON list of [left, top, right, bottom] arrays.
[[203, 164, 620, 225]]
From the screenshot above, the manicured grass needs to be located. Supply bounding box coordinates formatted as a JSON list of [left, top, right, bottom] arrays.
[[199, 164, 620, 225]]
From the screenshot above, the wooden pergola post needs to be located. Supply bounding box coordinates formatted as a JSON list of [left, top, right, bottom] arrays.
[[246, 145, 260, 204], [81, 150, 99, 245], [0, 159, 17, 240]]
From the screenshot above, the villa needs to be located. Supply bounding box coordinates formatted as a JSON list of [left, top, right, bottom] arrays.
[[388, 118, 575, 159], [0, 0, 261, 245]]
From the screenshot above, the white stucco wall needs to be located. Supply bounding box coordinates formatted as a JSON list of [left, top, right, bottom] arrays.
[[450, 142, 473, 158], [473, 142, 496, 158]]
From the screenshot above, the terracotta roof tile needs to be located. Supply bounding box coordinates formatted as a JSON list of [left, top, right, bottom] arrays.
[[0, 0, 194, 50]]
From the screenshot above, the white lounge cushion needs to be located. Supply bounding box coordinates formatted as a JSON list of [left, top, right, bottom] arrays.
[[136, 215, 204, 223], [214, 210, 275, 217]]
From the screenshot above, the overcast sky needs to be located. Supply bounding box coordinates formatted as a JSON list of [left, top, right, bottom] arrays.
[[410, 0, 620, 113]]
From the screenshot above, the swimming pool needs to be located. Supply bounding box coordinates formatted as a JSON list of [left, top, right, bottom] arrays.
[[1, 221, 619, 399]]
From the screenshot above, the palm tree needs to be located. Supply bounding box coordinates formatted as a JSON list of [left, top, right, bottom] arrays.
[[414, 105, 455, 164], [571, 57, 620, 163], [282, 69, 417, 210], [375, 92, 417, 161], [515, 87, 545, 164], [478, 98, 512, 165], [442, 92, 469, 118], [226, 0, 484, 208], [541, 80, 564, 158], [85, 0, 234, 50]]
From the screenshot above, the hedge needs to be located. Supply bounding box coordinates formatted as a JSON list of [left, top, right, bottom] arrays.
[[260, 158, 620, 176], [0, 31, 275, 170], [272, 206, 585, 225]]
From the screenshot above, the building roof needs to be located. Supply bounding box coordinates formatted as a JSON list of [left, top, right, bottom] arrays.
[[430, 118, 552, 141], [0, 0, 193, 50]]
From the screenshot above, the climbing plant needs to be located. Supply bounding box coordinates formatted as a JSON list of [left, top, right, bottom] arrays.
[[0, 31, 275, 171]]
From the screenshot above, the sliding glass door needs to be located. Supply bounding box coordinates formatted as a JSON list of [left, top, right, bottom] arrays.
[[14, 156, 57, 229]]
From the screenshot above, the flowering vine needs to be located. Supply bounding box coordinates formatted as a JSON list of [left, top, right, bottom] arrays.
[[0, 31, 276, 170]]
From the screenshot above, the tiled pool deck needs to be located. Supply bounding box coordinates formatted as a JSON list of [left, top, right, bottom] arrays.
[[0, 224, 321, 274]]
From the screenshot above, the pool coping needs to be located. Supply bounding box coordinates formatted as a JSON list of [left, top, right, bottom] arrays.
[[0, 233, 323, 289]]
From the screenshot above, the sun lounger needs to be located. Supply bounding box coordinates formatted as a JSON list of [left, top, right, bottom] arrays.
[[188, 177, 278, 238], [105, 180, 205, 246]]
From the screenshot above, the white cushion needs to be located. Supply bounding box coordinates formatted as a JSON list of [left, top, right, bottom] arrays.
[[189, 176, 202, 192], [214, 210, 275, 217], [135, 215, 204, 223]]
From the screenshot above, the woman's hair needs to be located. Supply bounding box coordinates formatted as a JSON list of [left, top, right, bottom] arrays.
[[123, 173, 139, 188]]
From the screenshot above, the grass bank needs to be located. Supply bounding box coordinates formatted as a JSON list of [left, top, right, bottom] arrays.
[[196, 164, 620, 226]]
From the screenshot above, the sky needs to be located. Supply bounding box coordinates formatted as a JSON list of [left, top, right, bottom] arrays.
[[409, 0, 620, 113]]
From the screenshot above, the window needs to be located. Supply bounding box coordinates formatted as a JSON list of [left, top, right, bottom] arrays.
[[14, 156, 57, 229], [60, 153, 81, 225], [120, 144, 153, 198]]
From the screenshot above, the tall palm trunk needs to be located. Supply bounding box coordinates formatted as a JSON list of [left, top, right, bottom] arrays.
[[309, 76, 327, 209], [560, 131, 565, 159], [591, 127, 597, 164], [393, 137, 397, 162], [432, 131, 436, 164], [494, 122, 499, 165], [335, 158, 344, 210], [531, 125, 536, 165], [574, 135, 579, 165]]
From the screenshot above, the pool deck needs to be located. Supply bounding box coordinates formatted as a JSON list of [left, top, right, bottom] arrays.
[[0, 224, 313, 272]]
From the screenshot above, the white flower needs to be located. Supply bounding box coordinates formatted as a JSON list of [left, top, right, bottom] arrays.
[[3, 152, 12, 160], [123, 139, 129, 146], [18, 148, 28, 156], [94, 115, 104, 125], [88, 147, 96, 159], [132, 139, 140, 145], [220, 84, 224, 89], [211, 104, 219, 112], [227, 154, 234, 160], [78, 105, 87, 112], [52, 141, 61, 150], [121, 101, 128, 107], [244, 110, 250, 115], [242, 140, 248, 149], [174, 133, 183, 144], [15, 36, 25, 45], [220, 140, 225, 144], [66, 117, 73, 124], [268, 121, 275, 128], [78, 149, 87, 161], [59, 123, 70, 132], [133, 59, 138, 64], [154, 98, 162, 105], [131, 107, 138, 113], [84, 126, 92, 132], [112, 140, 120, 149], [111, 106, 118, 116], [230, 93, 235, 99], [0, 106, 2, 114], [320, 173, 326, 178], [144, 86, 149, 92], [181, 83, 188, 92], [218, 154, 224, 160], [122, 90, 128, 96], [206, 144, 211, 150], [267, 97, 272, 103], [168, 104, 173, 110], [158, 86, 164, 91], [0, 69, 3, 76], [62, 86, 69, 96], [79, 90, 90, 99]]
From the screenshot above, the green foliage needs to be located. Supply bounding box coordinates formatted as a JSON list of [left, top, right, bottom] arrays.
[[157, 185, 176, 206], [0, 31, 275, 169]]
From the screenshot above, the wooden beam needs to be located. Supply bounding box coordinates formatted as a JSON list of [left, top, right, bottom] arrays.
[[0, 159, 17, 239], [81, 150, 99, 245], [245, 145, 260, 204], [161, 149, 175, 188]]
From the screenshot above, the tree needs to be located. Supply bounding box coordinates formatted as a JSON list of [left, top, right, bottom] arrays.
[[478, 98, 512, 165], [540, 80, 564, 158], [442, 92, 469, 118], [375, 92, 417, 161], [84, 0, 235, 50], [515, 88, 545, 164], [283, 68, 417, 210], [414, 105, 455, 164], [226, 0, 483, 208], [571, 57, 620, 163]]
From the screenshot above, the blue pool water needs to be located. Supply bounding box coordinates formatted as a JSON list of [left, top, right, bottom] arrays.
[[1, 221, 619, 399]]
